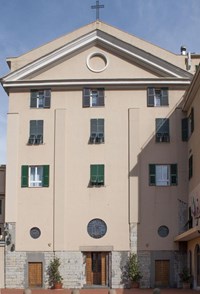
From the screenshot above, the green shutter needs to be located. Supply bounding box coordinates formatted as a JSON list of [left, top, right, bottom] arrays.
[[147, 88, 155, 107], [149, 164, 156, 185], [98, 89, 104, 106], [161, 88, 169, 106], [30, 91, 37, 108], [91, 119, 97, 134], [44, 90, 51, 108], [182, 118, 188, 141], [98, 164, 104, 184], [43, 165, 49, 187], [191, 108, 194, 133], [21, 165, 28, 187], [189, 155, 193, 180], [170, 164, 177, 185], [83, 89, 90, 107], [90, 165, 98, 184]]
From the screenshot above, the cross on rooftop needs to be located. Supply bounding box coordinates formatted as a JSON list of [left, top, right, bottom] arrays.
[[91, 0, 104, 20]]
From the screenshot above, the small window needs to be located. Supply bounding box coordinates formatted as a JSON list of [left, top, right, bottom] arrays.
[[189, 155, 193, 180], [90, 119, 104, 143], [0, 199, 2, 215], [149, 164, 177, 186], [147, 87, 168, 107], [90, 164, 104, 186], [83, 88, 104, 107], [28, 120, 43, 145], [158, 226, 169, 237], [21, 165, 49, 188], [182, 108, 194, 141], [156, 118, 170, 142], [30, 90, 51, 108]]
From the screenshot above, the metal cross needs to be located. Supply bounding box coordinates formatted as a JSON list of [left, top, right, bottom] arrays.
[[91, 0, 104, 20]]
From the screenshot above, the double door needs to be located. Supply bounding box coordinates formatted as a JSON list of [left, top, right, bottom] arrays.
[[86, 252, 109, 286]]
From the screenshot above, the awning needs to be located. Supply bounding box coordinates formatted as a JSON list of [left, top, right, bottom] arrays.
[[175, 226, 200, 242]]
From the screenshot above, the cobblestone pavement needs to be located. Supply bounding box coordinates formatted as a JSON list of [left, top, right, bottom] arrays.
[[0, 289, 198, 294]]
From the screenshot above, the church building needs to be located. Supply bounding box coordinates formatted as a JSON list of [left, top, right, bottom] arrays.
[[1, 20, 200, 289]]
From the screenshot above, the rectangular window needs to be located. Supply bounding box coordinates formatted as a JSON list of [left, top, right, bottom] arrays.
[[90, 119, 104, 143], [149, 164, 177, 186], [182, 108, 194, 141], [0, 199, 2, 215], [21, 165, 49, 188], [156, 118, 170, 142], [90, 164, 104, 186], [28, 120, 43, 145], [83, 88, 104, 107], [189, 155, 193, 180], [30, 90, 51, 108], [147, 87, 168, 107]]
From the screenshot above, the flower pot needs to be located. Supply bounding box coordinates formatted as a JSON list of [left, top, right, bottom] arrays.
[[53, 282, 63, 289], [182, 282, 190, 289], [131, 281, 140, 288]]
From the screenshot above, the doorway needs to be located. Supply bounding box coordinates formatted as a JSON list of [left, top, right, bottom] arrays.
[[155, 260, 170, 287], [28, 262, 43, 288], [85, 252, 109, 286]]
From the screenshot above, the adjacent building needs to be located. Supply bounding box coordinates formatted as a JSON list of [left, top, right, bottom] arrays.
[[0, 165, 6, 288], [1, 21, 200, 289]]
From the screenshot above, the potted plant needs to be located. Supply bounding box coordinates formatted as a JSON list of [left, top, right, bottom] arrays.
[[47, 257, 63, 289], [127, 253, 142, 288], [179, 267, 191, 289]]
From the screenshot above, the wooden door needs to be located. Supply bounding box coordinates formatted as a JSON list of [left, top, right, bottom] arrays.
[[155, 260, 170, 287], [28, 262, 43, 288], [86, 252, 108, 286]]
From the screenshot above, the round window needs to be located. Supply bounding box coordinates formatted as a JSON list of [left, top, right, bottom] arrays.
[[87, 218, 107, 239], [30, 227, 41, 239], [158, 225, 169, 237]]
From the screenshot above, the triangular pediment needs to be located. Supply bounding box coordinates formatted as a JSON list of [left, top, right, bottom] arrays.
[[2, 22, 192, 86]]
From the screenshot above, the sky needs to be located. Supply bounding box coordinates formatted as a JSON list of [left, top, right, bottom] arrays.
[[0, 0, 200, 164]]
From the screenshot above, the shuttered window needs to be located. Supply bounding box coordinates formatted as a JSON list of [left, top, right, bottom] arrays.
[[156, 118, 170, 142], [182, 108, 194, 141], [149, 164, 177, 186], [28, 120, 43, 145], [83, 89, 104, 107], [90, 119, 104, 143], [147, 88, 168, 107], [90, 165, 104, 186], [21, 165, 49, 187], [189, 155, 193, 180], [30, 90, 51, 108]]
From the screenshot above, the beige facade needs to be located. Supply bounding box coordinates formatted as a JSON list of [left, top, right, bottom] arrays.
[[175, 67, 200, 289], [1, 21, 200, 289]]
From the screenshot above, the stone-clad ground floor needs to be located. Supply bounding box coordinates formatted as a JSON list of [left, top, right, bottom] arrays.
[[4, 249, 186, 289], [0, 288, 197, 294]]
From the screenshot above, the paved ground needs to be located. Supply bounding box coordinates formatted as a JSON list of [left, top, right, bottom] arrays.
[[0, 289, 199, 294]]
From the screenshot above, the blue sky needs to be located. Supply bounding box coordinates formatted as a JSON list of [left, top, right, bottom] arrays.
[[0, 0, 200, 163]]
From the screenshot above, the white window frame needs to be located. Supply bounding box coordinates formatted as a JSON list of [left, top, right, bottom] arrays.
[[156, 165, 170, 186], [29, 166, 43, 187]]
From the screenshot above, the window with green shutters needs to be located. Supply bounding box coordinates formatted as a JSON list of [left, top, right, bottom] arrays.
[[182, 108, 194, 141], [83, 88, 104, 107], [21, 165, 49, 187], [147, 87, 168, 107], [149, 164, 177, 186], [30, 90, 51, 108], [155, 118, 170, 142], [90, 119, 104, 143], [90, 164, 104, 186], [28, 120, 43, 145]]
